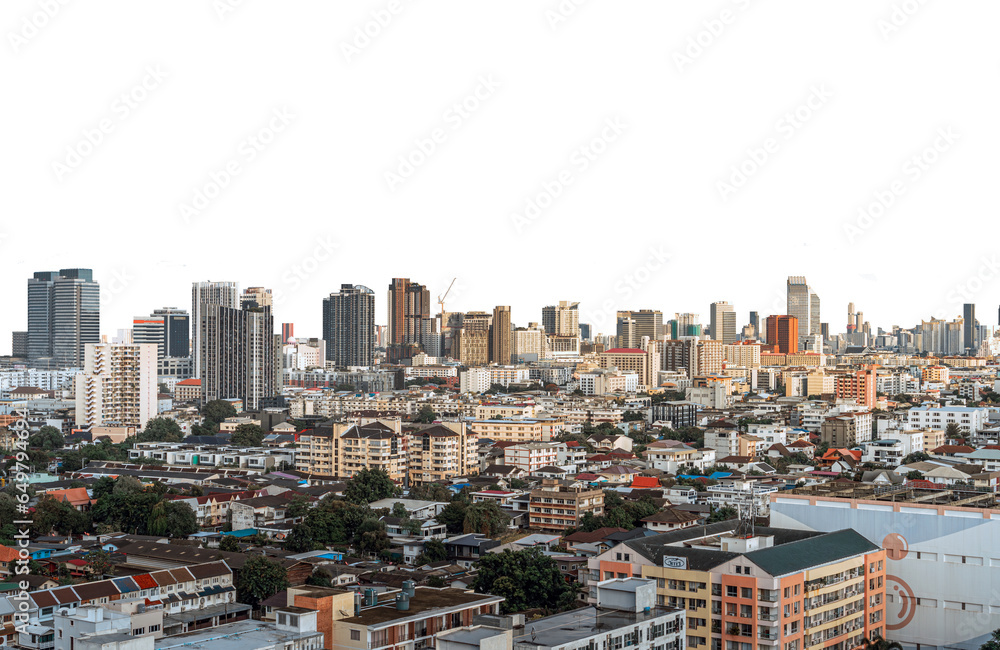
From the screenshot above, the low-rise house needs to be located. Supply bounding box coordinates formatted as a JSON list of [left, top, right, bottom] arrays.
[[443, 534, 501, 568]]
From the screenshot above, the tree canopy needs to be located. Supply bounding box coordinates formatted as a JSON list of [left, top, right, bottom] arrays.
[[236, 556, 289, 607], [230, 423, 265, 447], [471, 548, 576, 614], [343, 467, 401, 505]]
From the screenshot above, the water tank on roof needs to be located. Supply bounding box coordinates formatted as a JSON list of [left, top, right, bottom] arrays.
[[402, 580, 416, 597], [396, 593, 410, 611]]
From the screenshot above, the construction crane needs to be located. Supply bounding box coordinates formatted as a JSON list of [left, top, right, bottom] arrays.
[[437, 278, 457, 315]]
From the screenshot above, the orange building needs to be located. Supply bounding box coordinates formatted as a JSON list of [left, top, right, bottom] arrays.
[[835, 365, 879, 408], [588, 522, 886, 648], [765, 315, 799, 354]]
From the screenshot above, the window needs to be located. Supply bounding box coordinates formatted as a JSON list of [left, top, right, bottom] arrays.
[[350, 630, 361, 641], [727, 586, 738, 598]]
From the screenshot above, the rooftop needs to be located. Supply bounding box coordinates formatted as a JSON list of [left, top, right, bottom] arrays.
[[154, 617, 320, 650], [513, 605, 680, 647], [348, 588, 503, 628]]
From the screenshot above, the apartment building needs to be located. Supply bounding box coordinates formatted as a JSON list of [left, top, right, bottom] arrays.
[[599, 346, 660, 390], [589, 522, 885, 650], [724, 342, 762, 369], [906, 405, 987, 434], [834, 366, 878, 408], [503, 442, 561, 472], [295, 419, 405, 481], [74, 341, 158, 430], [528, 479, 605, 531], [408, 422, 478, 485], [468, 418, 563, 443], [820, 412, 873, 448]]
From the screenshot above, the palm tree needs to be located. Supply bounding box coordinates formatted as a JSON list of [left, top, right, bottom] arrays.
[[863, 636, 903, 650]]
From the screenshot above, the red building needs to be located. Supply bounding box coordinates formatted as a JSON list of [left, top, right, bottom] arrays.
[[835, 364, 878, 407], [765, 315, 799, 354]]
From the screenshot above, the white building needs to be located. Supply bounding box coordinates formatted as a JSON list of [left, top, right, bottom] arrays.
[[906, 405, 988, 434], [504, 442, 561, 472], [705, 476, 778, 516], [74, 341, 157, 430], [460, 368, 491, 394]]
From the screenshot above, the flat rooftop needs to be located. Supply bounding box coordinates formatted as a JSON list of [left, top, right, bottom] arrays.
[[789, 484, 999, 509], [350, 588, 502, 627], [154, 619, 322, 650], [513, 606, 680, 647]]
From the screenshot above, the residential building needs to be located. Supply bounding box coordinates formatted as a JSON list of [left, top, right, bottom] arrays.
[[821, 411, 873, 448], [906, 405, 987, 434], [528, 479, 605, 531], [12, 331, 28, 358], [834, 365, 878, 408], [468, 419, 562, 443], [503, 442, 561, 473], [200, 296, 278, 411], [590, 522, 885, 650], [599, 345, 660, 389], [512, 323, 549, 362], [490, 305, 512, 364], [542, 301, 580, 336], [387, 278, 437, 362], [455, 312, 492, 367], [323, 284, 375, 368], [409, 423, 478, 485], [75, 341, 157, 430], [191, 281, 239, 379], [765, 315, 799, 355]]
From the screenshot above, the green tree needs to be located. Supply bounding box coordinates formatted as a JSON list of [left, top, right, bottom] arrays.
[[146, 500, 198, 538], [901, 452, 930, 465], [427, 575, 447, 587], [356, 519, 390, 557], [195, 400, 238, 435], [31, 496, 88, 536], [230, 424, 265, 447], [408, 483, 453, 502], [945, 423, 962, 439], [0, 493, 17, 545], [862, 636, 903, 650], [344, 467, 401, 505], [708, 506, 737, 523], [437, 500, 468, 534], [86, 549, 115, 578], [391, 502, 409, 518], [286, 495, 312, 519], [905, 470, 922, 480], [29, 425, 65, 450], [463, 501, 510, 537], [414, 406, 438, 424], [471, 548, 576, 614], [136, 418, 184, 443], [979, 629, 1000, 650], [236, 556, 289, 607], [218, 535, 241, 552], [414, 539, 447, 566]]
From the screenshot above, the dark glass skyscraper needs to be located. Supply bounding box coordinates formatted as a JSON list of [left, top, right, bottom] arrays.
[[27, 269, 99, 367], [323, 284, 375, 367], [964, 303, 975, 354]]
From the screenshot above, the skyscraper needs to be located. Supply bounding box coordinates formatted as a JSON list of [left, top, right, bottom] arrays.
[[542, 301, 579, 336], [200, 296, 277, 410], [616, 316, 637, 349], [766, 315, 799, 354], [787, 276, 820, 344], [27, 269, 100, 367], [133, 308, 190, 361], [709, 302, 737, 344], [322, 284, 375, 367], [748, 311, 759, 338], [964, 304, 976, 354], [387, 278, 436, 361], [616, 310, 663, 342], [490, 305, 512, 364], [456, 311, 492, 366], [282, 323, 294, 344], [192, 281, 239, 379]]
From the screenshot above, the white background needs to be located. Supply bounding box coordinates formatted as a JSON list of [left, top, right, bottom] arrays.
[[2, 0, 997, 351]]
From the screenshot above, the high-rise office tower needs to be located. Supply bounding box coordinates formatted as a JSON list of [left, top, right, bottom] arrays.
[[709, 302, 737, 344], [616, 310, 663, 342], [75, 340, 157, 430], [387, 278, 436, 361], [964, 304, 976, 354], [200, 297, 277, 410], [322, 284, 375, 368], [766, 315, 799, 354], [787, 276, 820, 345], [490, 306, 512, 364], [241, 287, 273, 309], [133, 308, 190, 361], [26, 269, 100, 367], [542, 301, 579, 336], [847, 302, 856, 333], [192, 281, 239, 379], [456, 311, 492, 366], [282, 323, 294, 344], [616, 316, 638, 349], [672, 313, 701, 339], [579, 323, 592, 341], [748, 311, 759, 338]]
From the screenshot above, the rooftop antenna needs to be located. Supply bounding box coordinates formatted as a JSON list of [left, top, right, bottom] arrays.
[[733, 487, 757, 538]]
